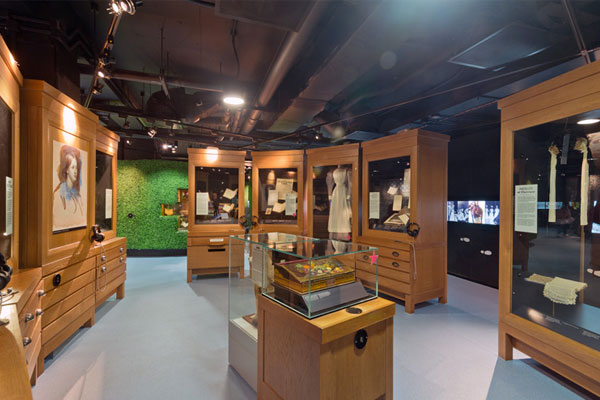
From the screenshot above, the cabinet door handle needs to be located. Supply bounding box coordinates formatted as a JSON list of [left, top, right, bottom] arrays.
[[37, 290, 46, 297], [484, 250, 492, 256], [24, 313, 34, 323], [392, 251, 399, 257], [120, 256, 124, 263], [392, 262, 399, 268], [23, 337, 32, 347], [35, 309, 44, 317]]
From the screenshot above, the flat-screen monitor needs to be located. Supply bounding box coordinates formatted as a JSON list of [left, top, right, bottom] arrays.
[[447, 200, 499, 225]]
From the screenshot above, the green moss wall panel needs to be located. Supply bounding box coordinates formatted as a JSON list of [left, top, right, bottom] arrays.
[[117, 160, 188, 250]]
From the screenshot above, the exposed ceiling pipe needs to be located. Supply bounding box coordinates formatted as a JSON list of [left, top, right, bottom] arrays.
[[79, 64, 224, 93], [239, 0, 328, 135]]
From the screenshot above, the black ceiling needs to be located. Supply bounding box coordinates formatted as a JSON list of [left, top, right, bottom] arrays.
[[1, 0, 600, 154]]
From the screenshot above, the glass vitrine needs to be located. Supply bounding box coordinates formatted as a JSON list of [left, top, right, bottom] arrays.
[[367, 155, 412, 233], [256, 168, 298, 224], [194, 166, 239, 224], [94, 150, 113, 232], [312, 164, 353, 240], [231, 233, 378, 320], [511, 109, 600, 351], [0, 97, 12, 258]]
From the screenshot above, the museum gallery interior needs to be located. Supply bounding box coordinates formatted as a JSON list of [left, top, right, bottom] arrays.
[[1, 1, 600, 399]]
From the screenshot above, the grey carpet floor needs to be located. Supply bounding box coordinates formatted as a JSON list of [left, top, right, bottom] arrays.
[[32, 257, 592, 400]]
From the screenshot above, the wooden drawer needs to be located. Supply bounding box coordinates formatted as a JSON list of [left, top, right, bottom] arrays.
[[97, 255, 126, 275], [356, 260, 411, 284], [97, 244, 127, 264], [43, 282, 95, 328], [97, 264, 126, 289], [356, 252, 411, 273], [377, 246, 411, 262], [19, 280, 44, 338], [42, 269, 96, 310], [42, 294, 95, 344], [188, 236, 231, 247], [41, 306, 94, 360], [188, 244, 230, 269], [42, 257, 96, 293], [357, 269, 411, 295], [23, 314, 41, 376]]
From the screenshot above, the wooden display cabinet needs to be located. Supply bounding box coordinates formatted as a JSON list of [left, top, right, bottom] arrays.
[[257, 295, 395, 399], [94, 125, 126, 307], [498, 61, 600, 395], [306, 144, 359, 240], [251, 150, 304, 235], [357, 129, 449, 313], [187, 148, 245, 281]]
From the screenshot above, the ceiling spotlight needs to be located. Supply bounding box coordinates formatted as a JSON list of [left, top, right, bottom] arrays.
[[148, 128, 157, 138], [315, 134, 320, 140], [126, 139, 131, 145], [577, 118, 600, 125], [223, 96, 244, 106], [108, 0, 136, 15], [97, 70, 106, 78]]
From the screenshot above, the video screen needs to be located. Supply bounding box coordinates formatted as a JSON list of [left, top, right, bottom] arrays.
[[447, 201, 499, 225]]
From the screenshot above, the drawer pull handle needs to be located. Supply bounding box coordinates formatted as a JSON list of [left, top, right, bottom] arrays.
[[24, 313, 34, 323], [392, 262, 399, 268], [53, 273, 61, 287], [35, 309, 44, 317], [120, 247, 124, 253], [363, 255, 369, 261], [23, 337, 32, 347], [101, 266, 107, 273], [101, 255, 106, 261], [37, 290, 46, 297], [120, 256, 124, 263], [392, 251, 399, 257]]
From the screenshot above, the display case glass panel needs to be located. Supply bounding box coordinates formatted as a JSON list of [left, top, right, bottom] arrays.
[[231, 233, 377, 319], [194, 166, 239, 224], [94, 151, 113, 232], [257, 168, 298, 224], [367, 156, 411, 233], [512, 109, 600, 351], [0, 98, 12, 258], [312, 164, 353, 240]]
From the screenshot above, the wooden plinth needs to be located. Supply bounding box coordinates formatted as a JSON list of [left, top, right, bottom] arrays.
[[257, 296, 395, 400]]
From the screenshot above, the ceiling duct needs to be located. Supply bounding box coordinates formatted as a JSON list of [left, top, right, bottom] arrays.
[[448, 22, 556, 70], [240, 0, 328, 135], [215, 0, 315, 32]]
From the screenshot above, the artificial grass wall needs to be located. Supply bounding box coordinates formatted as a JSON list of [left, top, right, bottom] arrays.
[[117, 160, 188, 250]]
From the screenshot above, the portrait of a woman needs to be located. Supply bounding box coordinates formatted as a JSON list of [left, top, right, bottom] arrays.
[[52, 141, 88, 232]]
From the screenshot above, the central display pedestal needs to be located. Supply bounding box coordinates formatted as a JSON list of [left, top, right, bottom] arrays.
[[257, 295, 395, 400]]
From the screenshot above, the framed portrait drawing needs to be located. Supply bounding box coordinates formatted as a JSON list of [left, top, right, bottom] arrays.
[[52, 140, 88, 233]]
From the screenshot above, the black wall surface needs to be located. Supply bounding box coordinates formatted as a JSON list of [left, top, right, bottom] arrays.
[[447, 128, 500, 288]]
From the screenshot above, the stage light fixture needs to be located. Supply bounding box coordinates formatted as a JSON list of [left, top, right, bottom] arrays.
[[97, 70, 106, 78], [108, 0, 136, 15], [148, 128, 157, 138]]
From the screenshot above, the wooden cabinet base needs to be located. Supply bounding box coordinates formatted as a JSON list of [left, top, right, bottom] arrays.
[[257, 296, 395, 400]]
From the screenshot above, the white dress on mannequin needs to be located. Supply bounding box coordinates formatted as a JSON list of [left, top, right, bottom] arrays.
[[328, 168, 351, 233]]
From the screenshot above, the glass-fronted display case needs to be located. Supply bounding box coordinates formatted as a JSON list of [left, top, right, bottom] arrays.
[[94, 150, 113, 232], [0, 97, 13, 259], [511, 109, 600, 352], [194, 166, 239, 224], [230, 233, 378, 320], [251, 150, 304, 234], [367, 155, 412, 234]]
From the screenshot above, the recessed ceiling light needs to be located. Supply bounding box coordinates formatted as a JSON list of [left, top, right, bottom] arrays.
[[223, 96, 244, 105], [577, 118, 600, 125]]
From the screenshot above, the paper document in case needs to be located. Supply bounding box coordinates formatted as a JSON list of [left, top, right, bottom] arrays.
[[196, 192, 209, 215], [369, 192, 380, 219], [105, 188, 113, 219], [5, 177, 13, 235], [267, 189, 278, 206], [392, 195, 403, 211], [285, 192, 297, 216], [272, 202, 285, 213], [275, 178, 294, 200], [223, 188, 237, 200]]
